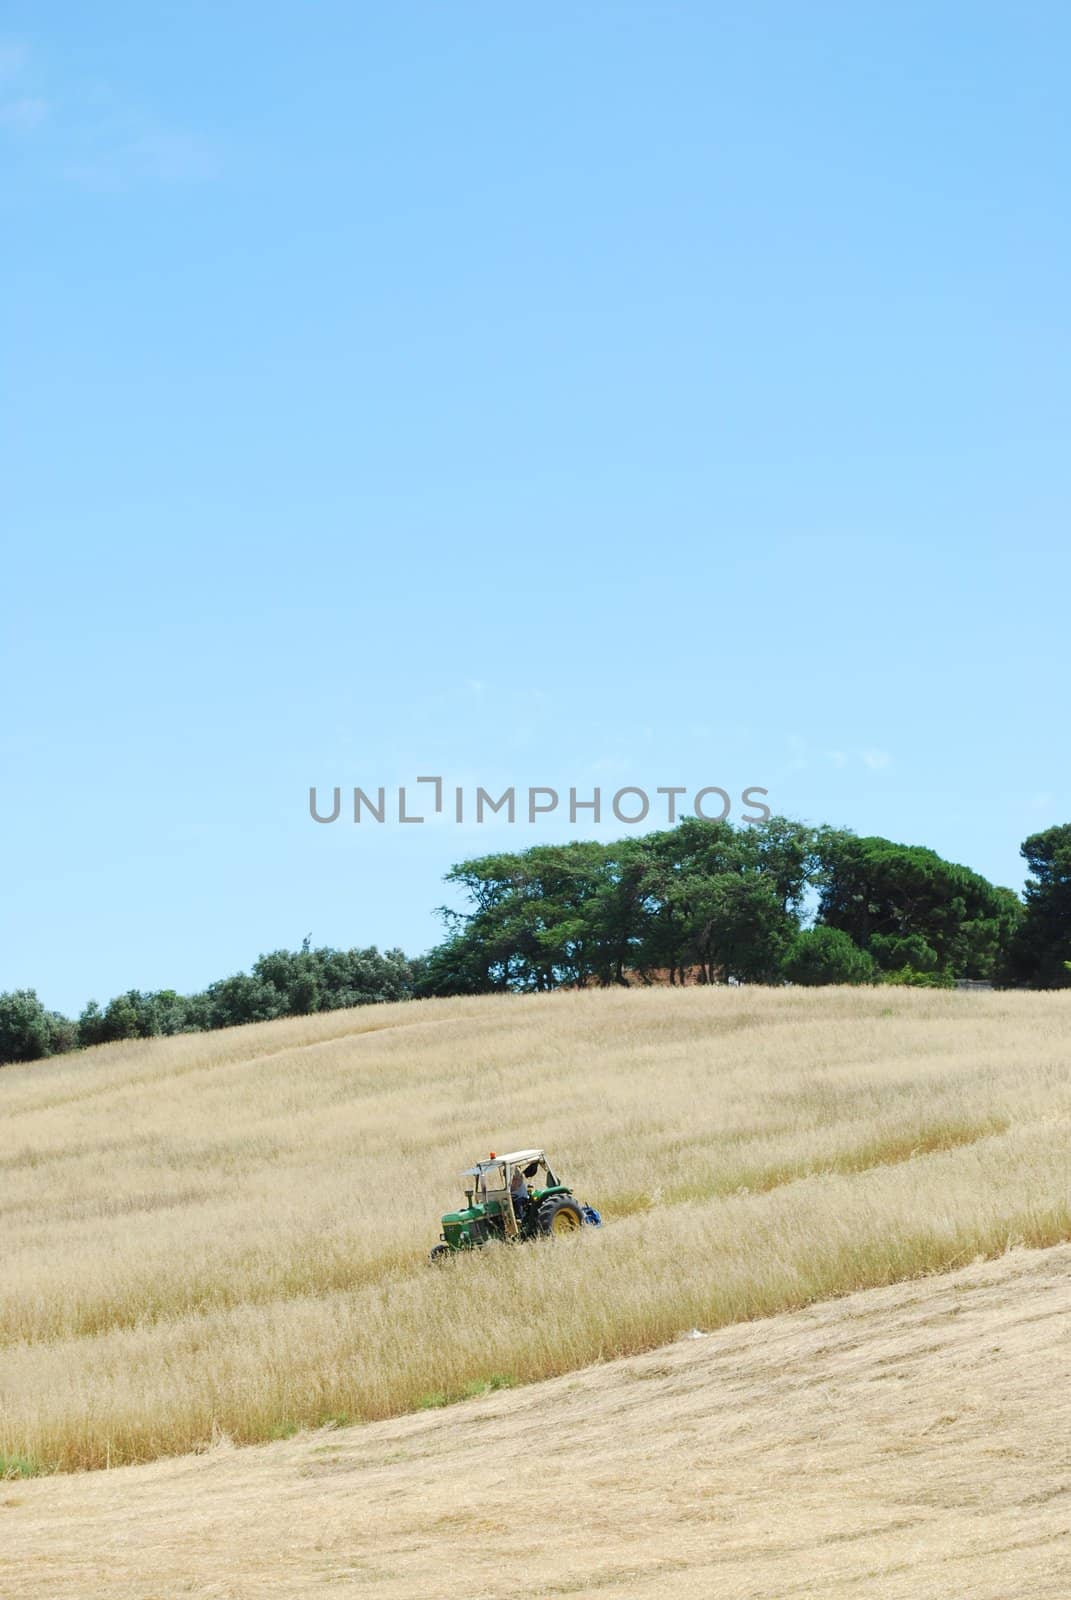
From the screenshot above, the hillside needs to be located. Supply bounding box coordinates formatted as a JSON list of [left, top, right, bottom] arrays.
[[2, 984, 1070, 1485], [4, 1244, 1070, 1599]]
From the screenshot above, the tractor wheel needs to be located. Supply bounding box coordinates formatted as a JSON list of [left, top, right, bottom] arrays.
[[536, 1195, 584, 1238], [429, 1244, 453, 1264]]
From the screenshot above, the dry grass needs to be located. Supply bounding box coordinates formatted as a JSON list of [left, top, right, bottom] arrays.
[[1, 984, 1069, 1476], [4, 1245, 1070, 1599]]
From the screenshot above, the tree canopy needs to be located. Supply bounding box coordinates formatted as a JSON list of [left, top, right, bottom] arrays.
[[1, 814, 1058, 1070], [999, 824, 1071, 988], [417, 818, 1020, 997]]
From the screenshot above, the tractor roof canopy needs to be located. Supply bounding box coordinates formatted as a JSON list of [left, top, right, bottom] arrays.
[[459, 1149, 545, 1179]]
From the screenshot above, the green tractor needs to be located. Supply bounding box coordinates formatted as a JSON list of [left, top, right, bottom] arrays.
[[429, 1149, 601, 1262]]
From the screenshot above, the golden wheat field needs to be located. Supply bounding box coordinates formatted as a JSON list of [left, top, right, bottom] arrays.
[[2, 983, 1070, 1486]]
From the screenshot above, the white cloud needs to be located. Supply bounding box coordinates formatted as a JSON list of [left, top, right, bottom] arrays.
[[61, 159, 123, 193], [0, 40, 27, 80], [0, 38, 218, 185], [1, 94, 47, 131], [785, 738, 892, 775], [126, 129, 218, 183], [786, 735, 809, 772], [62, 126, 221, 191], [0, 39, 47, 134]]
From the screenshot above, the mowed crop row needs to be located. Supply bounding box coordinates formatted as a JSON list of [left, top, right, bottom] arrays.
[[1, 985, 1069, 1473]]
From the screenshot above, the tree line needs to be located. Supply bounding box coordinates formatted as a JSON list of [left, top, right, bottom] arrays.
[[416, 817, 1026, 994], [0, 945, 417, 1067], [2, 818, 1069, 1067]]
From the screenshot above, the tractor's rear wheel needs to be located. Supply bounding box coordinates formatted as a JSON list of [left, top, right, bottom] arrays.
[[536, 1195, 583, 1237]]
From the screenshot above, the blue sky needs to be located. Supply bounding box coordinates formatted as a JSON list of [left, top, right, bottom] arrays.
[[2, 3, 1068, 1016]]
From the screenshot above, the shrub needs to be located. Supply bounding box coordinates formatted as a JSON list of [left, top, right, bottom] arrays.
[[781, 927, 875, 986], [880, 965, 955, 989], [0, 990, 72, 1066], [868, 933, 939, 974]]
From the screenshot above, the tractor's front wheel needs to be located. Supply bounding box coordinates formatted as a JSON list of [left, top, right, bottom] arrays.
[[536, 1195, 584, 1238], [429, 1244, 453, 1264]]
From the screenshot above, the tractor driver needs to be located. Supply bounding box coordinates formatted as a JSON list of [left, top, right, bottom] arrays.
[[509, 1164, 530, 1223]]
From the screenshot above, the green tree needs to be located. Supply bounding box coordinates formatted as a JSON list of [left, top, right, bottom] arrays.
[[683, 873, 796, 983], [0, 990, 73, 1065], [253, 949, 323, 1014], [634, 819, 805, 983], [203, 974, 284, 1029], [815, 831, 1017, 981], [152, 990, 190, 1034], [1000, 824, 1071, 987], [426, 819, 811, 994], [314, 945, 416, 1007], [412, 935, 495, 997], [438, 844, 613, 991], [781, 927, 875, 985], [579, 838, 651, 985], [252, 944, 417, 1013], [77, 989, 182, 1046], [867, 932, 939, 974]]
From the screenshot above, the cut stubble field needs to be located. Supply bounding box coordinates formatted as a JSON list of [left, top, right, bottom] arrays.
[[2, 983, 1069, 1484]]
